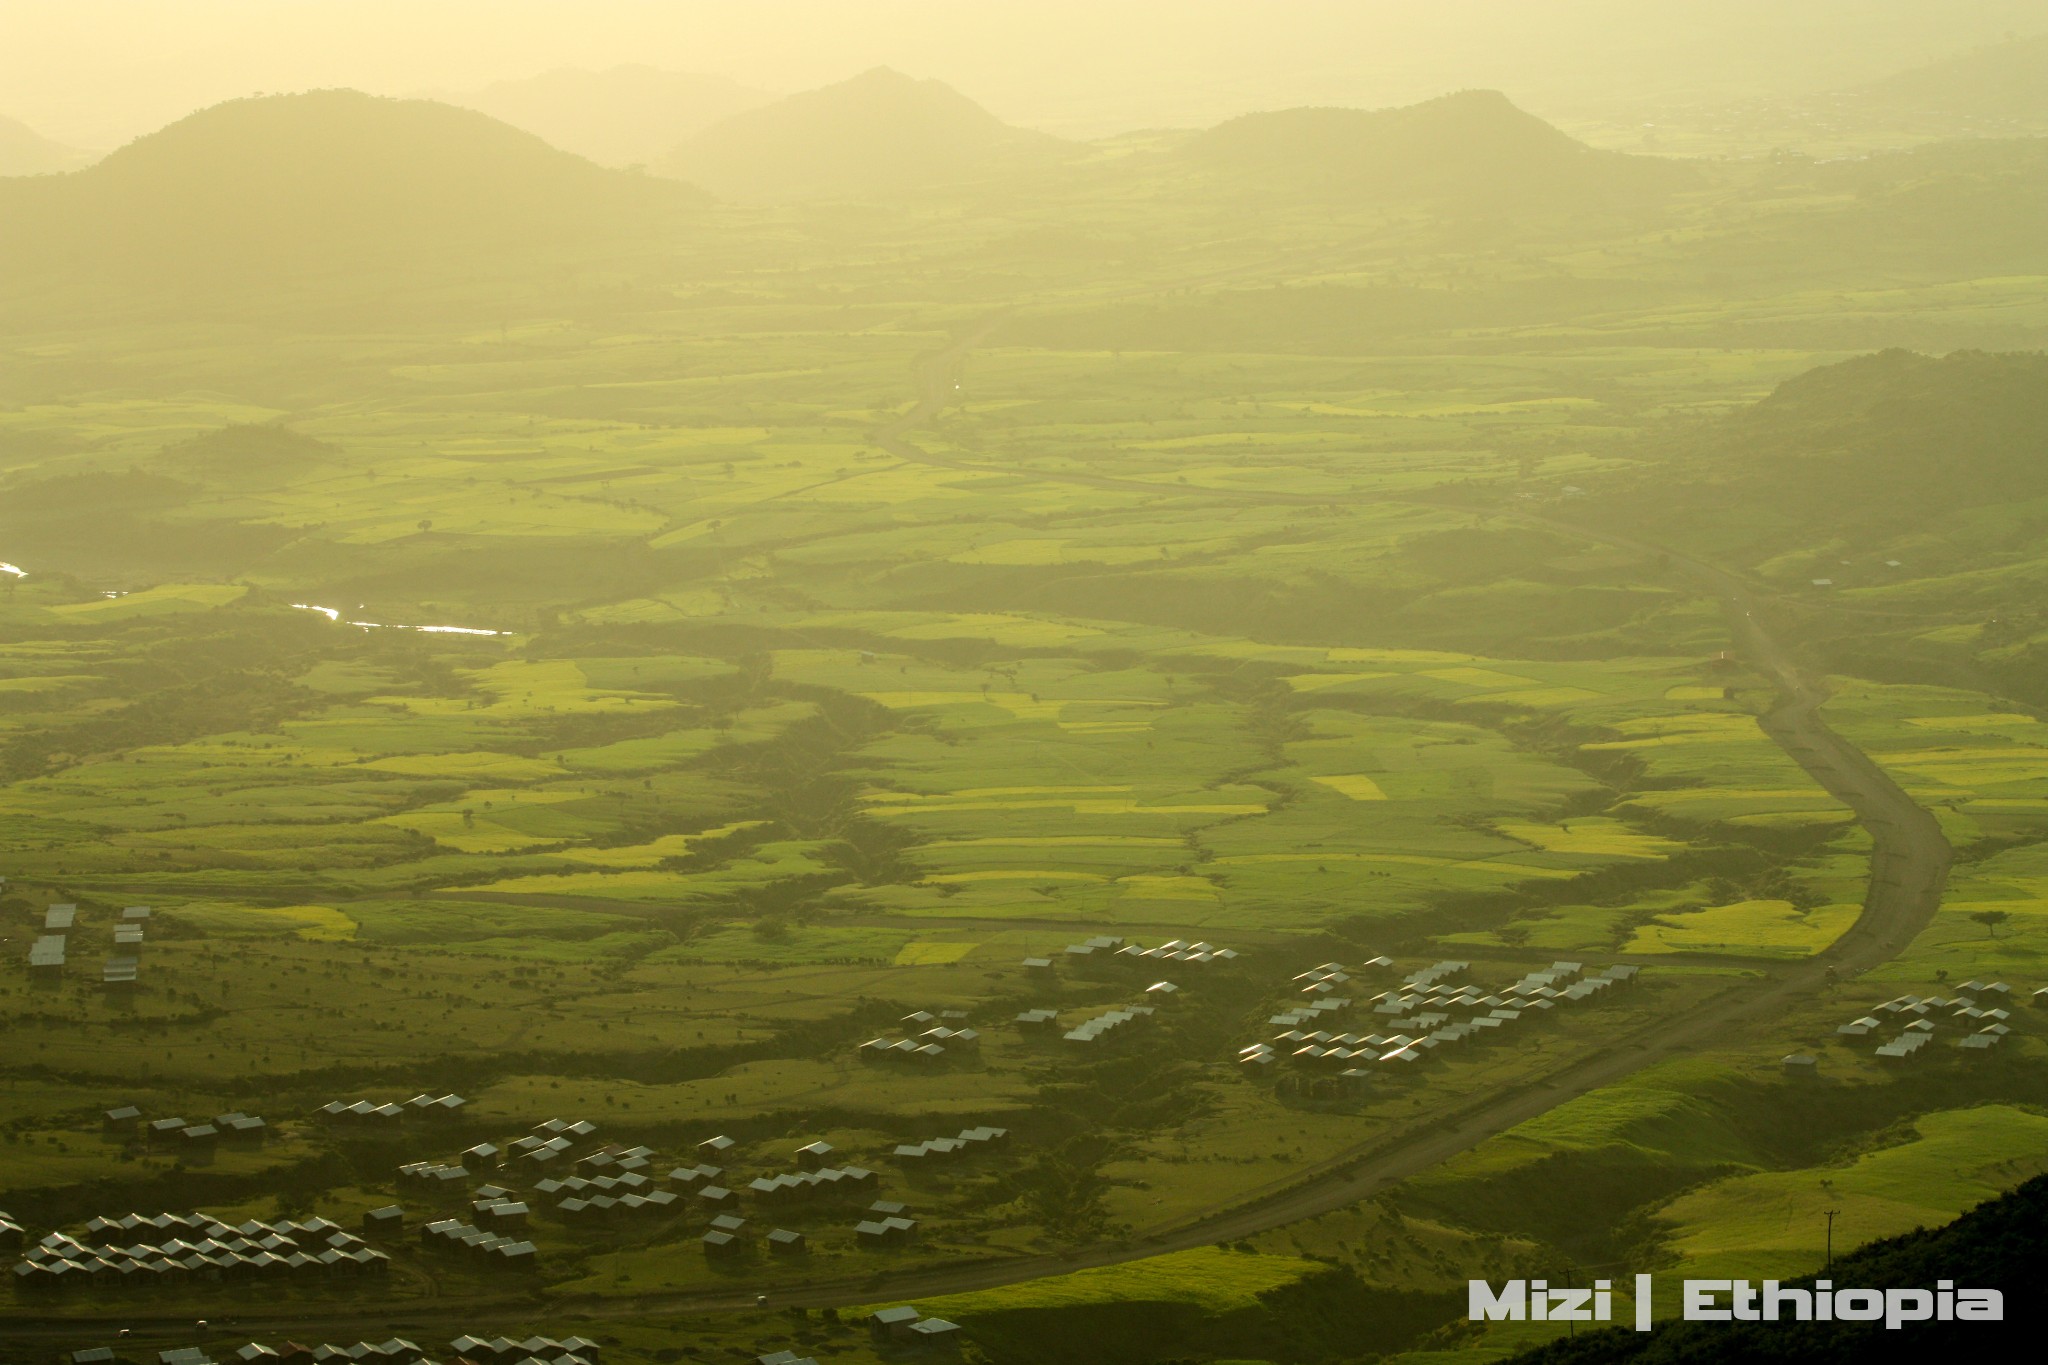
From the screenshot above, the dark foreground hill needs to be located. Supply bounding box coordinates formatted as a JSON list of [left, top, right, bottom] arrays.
[[0, 89, 707, 295], [653, 66, 1065, 201], [1502, 1171, 2046, 1361], [1179, 90, 1695, 207]]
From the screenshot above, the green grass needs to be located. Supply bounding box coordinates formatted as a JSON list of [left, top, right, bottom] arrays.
[[902, 1246, 1321, 1317], [1653, 1104, 2048, 1278]]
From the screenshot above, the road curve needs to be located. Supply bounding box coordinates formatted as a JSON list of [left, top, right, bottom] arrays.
[[0, 335, 1954, 1345]]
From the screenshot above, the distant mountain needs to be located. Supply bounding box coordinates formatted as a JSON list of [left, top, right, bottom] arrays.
[[1180, 90, 1694, 206], [1856, 32, 2048, 126], [653, 67, 1065, 201], [0, 114, 93, 176], [441, 65, 776, 167], [0, 90, 707, 294]]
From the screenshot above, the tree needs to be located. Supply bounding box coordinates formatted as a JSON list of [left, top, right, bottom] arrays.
[[1971, 909, 2011, 938]]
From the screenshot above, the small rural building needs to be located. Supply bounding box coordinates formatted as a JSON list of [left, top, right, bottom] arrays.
[[796, 1140, 835, 1170], [28, 935, 66, 982], [1781, 1054, 1819, 1079], [869, 1306, 922, 1341], [909, 1318, 963, 1345], [766, 1227, 807, 1254], [669, 1163, 723, 1188], [1013, 1008, 1059, 1034]]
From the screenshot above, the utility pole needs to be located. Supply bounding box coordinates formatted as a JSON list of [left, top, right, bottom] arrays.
[[1824, 1208, 1840, 1272]]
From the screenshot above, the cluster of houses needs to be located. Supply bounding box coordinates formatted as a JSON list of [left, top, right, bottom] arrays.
[[418, 1217, 537, 1267], [852, 1201, 919, 1248], [865, 1305, 962, 1344], [555, 1182, 681, 1222], [1040, 935, 1238, 974], [1242, 958, 1642, 1088], [317, 1094, 467, 1128], [22, 904, 153, 990], [0, 1210, 21, 1251], [699, 1212, 752, 1256], [743, 1163, 881, 1208], [501, 1119, 601, 1168], [397, 1160, 474, 1196], [13, 1214, 388, 1291], [106, 905, 149, 989], [103, 1108, 269, 1156], [446, 1337, 600, 1365], [1833, 982, 2020, 1060], [892, 1125, 1010, 1166], [859, 1010, 981, 1064], [1057, 1002, 1157, 1046], [1108, 938, 1238, 967], [29, 902, 75, 986], [67, 1336, 600, 1365]]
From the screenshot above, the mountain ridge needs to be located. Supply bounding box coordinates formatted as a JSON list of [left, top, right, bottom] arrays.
[[1180, 89, 1695, 205], [653, 66, 1065, 202], [0, 89, 707, 295]]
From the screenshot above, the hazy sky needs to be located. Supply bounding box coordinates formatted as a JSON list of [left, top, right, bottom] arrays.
[[3, 0, 2043, 148]]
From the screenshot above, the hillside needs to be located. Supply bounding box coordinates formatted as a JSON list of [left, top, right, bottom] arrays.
[[0, 113, 92, 176], [1179, 90, 1695, 206], [1587, 348, 2048, 572], [1857, 31, 2048, 128], [0, 89, 707, 295], [1503, 1171, 2048, 1360], [1677, 348, 2048, 519], [442, 65, 776, 167], [653, 66, 1065, 201]]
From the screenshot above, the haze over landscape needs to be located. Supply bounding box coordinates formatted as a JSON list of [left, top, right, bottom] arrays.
[[3, 2, 2048, 1362]]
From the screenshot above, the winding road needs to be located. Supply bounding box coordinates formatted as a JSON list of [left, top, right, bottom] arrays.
[[0, 329, 1954, 1346]]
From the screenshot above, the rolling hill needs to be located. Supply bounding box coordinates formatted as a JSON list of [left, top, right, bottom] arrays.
[[0, 89, 708, 295], [1178, 89, 1696, 206], [0, 113, 92, 176], [653, 66, 1066, 201], [1591, 348, 2048, 591], [441, 65, 776, 167], [1856, 31, 2048, 128]]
